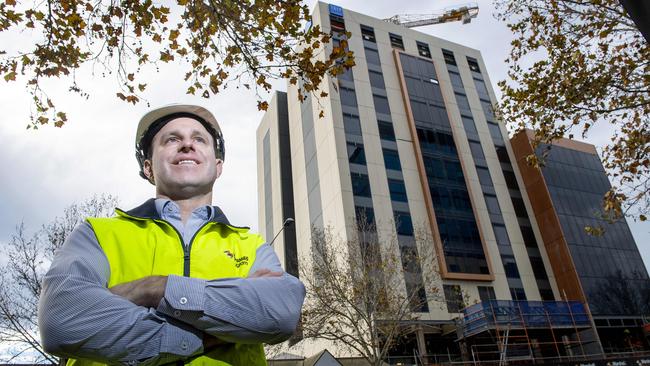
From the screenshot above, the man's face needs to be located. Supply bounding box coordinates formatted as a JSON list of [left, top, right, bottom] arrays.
[[143, 117, 223, 199]]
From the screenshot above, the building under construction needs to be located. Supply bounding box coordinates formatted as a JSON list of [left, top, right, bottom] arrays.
[[257, 2, 650, 364]]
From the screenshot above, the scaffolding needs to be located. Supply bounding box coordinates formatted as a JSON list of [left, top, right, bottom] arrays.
[[458, 300, 596, 364]]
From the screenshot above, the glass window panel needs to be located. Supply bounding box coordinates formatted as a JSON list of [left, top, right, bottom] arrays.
[[388, 179, 408, 202], [511, 197, 528, 218], [481, 100, 495, 120], [444, 160, 464, 183], [476, 167, 493, 187], [449, 71, 464, 88], [456, 93, 471, 111], [347, 142, 366, 165], [474, 78, 490, 98], [340, 87, 357, 107], [469, 140, 485, 160], [529, 256, 549, 281], [462, 116, 477, 134], [495, 145, 511, 163], [383, 148, 402, 171], [373, 94, 391, 114], [342, 113, 362, 136], [520, 226, 538, 248], [510, 287, 527, 301], [368, 70, 385, 89], [484, 194, 501, 215], [478, 286, 497, 302], [394, 211, 414, 236], [467, 57, 481, 73], [493, 224, 510, 246], [442, 49, 456, 66], [351, 173, 371, 197], [364, 48, 380, 65], [360, 24, 376, 42], [411, 100, 429, 122], [503, 170, 520, 190], [444, 285, 465, 313], [502, 254, 520, 278], [405, 76, 423, 98], [355, 206, 375, 228], [378, 121, 395, 141], [488, 122, 504, 143]]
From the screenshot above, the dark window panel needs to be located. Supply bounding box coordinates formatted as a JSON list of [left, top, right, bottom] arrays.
[[540, 289, 555, 301], [484, 194, 502, 215], [510, 287, 527, 301], [444, 284, 465, 313], [342, 113, 362, 136], [449, 71, 464, 88], [389, 33, 404, 49], [476, 167, 493, 187], [469, 140, 485, 160], [478, 286, 497, 302], [330, 14, 346, 33], [461, 115, 477, 134], [482, 100, 496, 121], [340, 87, 357, 107], [355, 206, 375, 228], [520, 226, 538, 248], [487, 122, 504, 143], [394, 211, 414, 236], [360, 24, 376, 42], [529, 256, 549, 281], [511, 197, 528, 218], [383, 148, 402, 171], [373, 94, 391, 114], [493, 224, 511, 246], [455, 93, 471, 111], [442, 49, 456, 66], [474, 78, 490, 98], [467, 57, 481, 73], [347, 142, 366, 165], [368, 70, 385, 89], [364, 47, 380, 65], [388, 179, 408, 202], [495, 145, 511, 163], [351, 173, 372, 197], [502, 254, 521, 278], [503, 170, 520, 190], [416, 41, 431, 58], [378, 121, 396, 141]]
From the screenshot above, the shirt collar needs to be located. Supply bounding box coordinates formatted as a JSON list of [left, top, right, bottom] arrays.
[[122, 198, 241, 227], [154, 198, 212, 221]]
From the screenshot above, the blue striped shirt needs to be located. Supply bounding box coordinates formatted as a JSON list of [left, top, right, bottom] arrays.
[[38, 199, 304, 365]]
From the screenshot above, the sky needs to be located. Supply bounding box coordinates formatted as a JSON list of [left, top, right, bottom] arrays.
[[0, 0, 647, 285]]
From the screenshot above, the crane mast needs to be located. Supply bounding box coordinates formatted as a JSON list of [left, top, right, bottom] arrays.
[[385, 3, 479, 28]]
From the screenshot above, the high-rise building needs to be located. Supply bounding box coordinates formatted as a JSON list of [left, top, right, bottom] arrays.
[[257, 2, 649, 362], [511, 130, 650, 352]]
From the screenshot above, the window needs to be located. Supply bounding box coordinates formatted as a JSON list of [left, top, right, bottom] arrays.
[[373, 94, 391, 114], [364, 47, 380, 65], [461, 116, 477, 134], [540, 289, 555, 301], [389, 33, 404, 49], [503, 170, 520, 190], [342, 113, 361, 136], [511, 197, 528, 218], [478, 286, 497, 302], [378, 121, 395, 141], [510, 287, 527, 301], [351, 173, 371, 197], [488, 122, 503, 143], [368, 70, 385, 89], [444, 285, 465, 313], [467, 57, 481, 73], [520, 226, 537, 248], [347, 142, 366, 165], [484, 194, 501, 215], [455, 93, 471, 111], [340, 87, 357, 107], [449, 71, 464, 88], [529, 256, 549, 281], [469, 140, 485, 160], [495, 145, 510, 163], [502, 255, 520, 279], [493, 224, 510, 246], [476, 167, 493, 187], [417, 41, 431, 58], [474, 78, 490, 98], [330, 14, 345, 33], [388, 179, 408, 202], [481, 100, 496, 121], [442, 49, 456, 66], [383, 148, 402, 171], [355, 206, 375, 229], [394, 211, 414, 236], [360, 24, 375, 42]]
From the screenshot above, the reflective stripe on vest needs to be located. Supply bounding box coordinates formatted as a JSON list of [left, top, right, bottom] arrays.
[[66, 209, 267, 366]]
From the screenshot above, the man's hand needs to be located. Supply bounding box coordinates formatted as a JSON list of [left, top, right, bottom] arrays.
[[109, 276, 168, 308], [248, 269, 283, 278]]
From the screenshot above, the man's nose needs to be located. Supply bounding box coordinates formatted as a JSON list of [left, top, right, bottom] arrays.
[[179, 138, 195, 151]]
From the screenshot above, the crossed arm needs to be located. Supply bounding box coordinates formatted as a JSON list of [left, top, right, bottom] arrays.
[[38, 222, 305, 365]]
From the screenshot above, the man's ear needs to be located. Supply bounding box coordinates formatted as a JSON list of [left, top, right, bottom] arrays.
[[215, 159, 224, 179], [143, 159, 155, 184]]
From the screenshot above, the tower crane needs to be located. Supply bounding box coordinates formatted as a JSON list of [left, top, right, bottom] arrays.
[[384, 3, 479, 28]]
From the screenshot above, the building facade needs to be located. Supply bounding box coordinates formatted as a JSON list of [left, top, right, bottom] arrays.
[[257, 2, 648, 362]]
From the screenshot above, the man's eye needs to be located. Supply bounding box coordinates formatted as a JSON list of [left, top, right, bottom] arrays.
[[195, 136, 207, 143], [166, 136, 179, 143]]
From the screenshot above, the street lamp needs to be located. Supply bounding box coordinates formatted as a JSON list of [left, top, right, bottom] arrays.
[[269, 218, 294, 247]]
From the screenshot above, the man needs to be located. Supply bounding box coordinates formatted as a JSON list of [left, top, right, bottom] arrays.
[[38, 105, 304, 366]]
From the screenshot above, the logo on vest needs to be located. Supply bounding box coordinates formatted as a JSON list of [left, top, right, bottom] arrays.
[[223, 250, 249, 268]]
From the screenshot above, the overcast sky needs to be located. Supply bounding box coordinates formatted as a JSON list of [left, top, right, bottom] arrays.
[[0, 0, 647, 274]]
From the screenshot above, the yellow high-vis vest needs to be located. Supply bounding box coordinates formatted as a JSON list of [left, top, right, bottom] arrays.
[[67, 206, 267, 366]]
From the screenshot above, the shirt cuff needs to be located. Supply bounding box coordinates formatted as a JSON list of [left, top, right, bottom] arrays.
[[158, 275, 206, 316], [160, 318, 204, 357]]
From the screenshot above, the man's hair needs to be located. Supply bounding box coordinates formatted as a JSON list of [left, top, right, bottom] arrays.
[[135, 112, 225, 182]]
